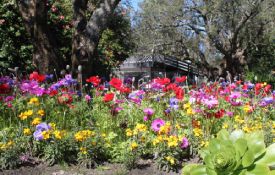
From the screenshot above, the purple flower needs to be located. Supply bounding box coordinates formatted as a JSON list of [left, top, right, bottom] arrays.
[[164, 108, 171, 114], [229, 92, 241, 99], [201, 98, 218, 109], [36, 123, 51, 132], [4, 96, 14, 102], [151, 118, 165, 132], [180, 137, 189, 149], [169, 98, 179, 110], [33, 130, 43, 141], [143, 108, 154, 117], [20, 81, 45, 96]]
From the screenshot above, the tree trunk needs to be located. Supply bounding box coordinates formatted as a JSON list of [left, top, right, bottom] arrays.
[[16, 0, 60, 74], [71, 0, 121, 77]]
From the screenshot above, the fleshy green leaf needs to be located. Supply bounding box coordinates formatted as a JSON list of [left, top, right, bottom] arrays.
[[235, 139, 248, 157], [242, 150, 255, 167], [255, 143, 275, 166], [190, 165, 209, 175], [217, 129, 230, 140], [245, 164, 270, 175], [245, 131, 266, 159]]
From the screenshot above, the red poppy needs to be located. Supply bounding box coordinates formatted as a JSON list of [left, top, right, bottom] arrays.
[[49, 90, 58, 97], [154, 77, 170, 85], [109, 78, 123, 89], [58, 93, 73, 105], [29, 71, 45, 82], [215, 109, 225, 119], [163, 83, 178, 92], [242, 84, 248, 91], [174, 87, 184, 100], [103, 93, 114, 102], [264, 84, 271, 93], [86, 76, 101, 87], [175, 76, 187, 83], [119, 86, 131, 94], [0, 83, 11, 94]]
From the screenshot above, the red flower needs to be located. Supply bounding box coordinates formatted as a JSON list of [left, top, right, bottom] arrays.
[[119, 86, 131, 94], [175, 76, 187, 83], [0, 83, 11, 94], [163, 83, 178, 92], [242, 84, 248, 91], [174, 87, 184, 100], [29, 71, 45, 82], [86, 76, 101, 87], [58, 94, 73, 105], [109, 78, 123, 89], [49, 90, 58, 97], [215, 109, 225, 119], [103, 93, 114, 102], [154, 77, 170, 85], [264, 84, 271, 93]]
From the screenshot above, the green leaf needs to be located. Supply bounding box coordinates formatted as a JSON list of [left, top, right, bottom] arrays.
[[242, 150, 255, 167], [189, 165, 209, 175], [235, 139, 248, 157], [182, 164, 200, 175], [217, 129, 230, 140], [245, 131, 266, 159], [255, 143, 275, 166], [245, 164, 270, 175]]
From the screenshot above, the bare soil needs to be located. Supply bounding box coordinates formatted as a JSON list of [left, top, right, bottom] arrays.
[[0, 161, 181, 175]]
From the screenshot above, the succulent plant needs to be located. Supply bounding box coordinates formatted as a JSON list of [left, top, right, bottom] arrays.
[[182, 129, 275, 175]]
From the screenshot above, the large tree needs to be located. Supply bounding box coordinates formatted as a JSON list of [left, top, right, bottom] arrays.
[[133, 0, 275, 78], [14, 0, 121, 75], [71, 0, 121, 76]]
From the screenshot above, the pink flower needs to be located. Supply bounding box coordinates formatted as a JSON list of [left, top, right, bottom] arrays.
[[151, 118, 165, 132], [180, 137, 189, 149], [143, 116, 149, 121], [85, 95, 91, 102], [143, 108, 154, 117]]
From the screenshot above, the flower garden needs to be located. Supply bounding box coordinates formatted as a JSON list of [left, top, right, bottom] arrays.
[[0, 72, 274, 174]]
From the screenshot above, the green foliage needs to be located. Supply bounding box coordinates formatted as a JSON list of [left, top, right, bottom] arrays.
[[182, 129, 275, 175], [0, 0, 33, 71]]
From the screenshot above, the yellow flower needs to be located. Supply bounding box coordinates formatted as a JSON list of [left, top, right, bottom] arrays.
[[193, 128, 203, 137], [126, 128, 133, 137], [42, 130, 50, 140], [200, 141, 209, 147], [31, 117, 42, 126], [187, 108, 194, 115], [165, 156, 175, 165], [159, 122, 171, 135], [23, 128, 32, 135], [80, 147, 87, 154], [28, 97, 39, 105], [130, 142, 138, 151], [243, 105, 252, 113], [167, 135, 178, 147], [53, 130, 65, 140], [222, 123, 229, 129], [19, 110, 33, 120], [74, 130, 93, 142], [135, 123, 147, 132], [37, 109, 45, 117], [49, 123, 56, 130], [184, 102, 191, 109], [243, 125, 252, 133]]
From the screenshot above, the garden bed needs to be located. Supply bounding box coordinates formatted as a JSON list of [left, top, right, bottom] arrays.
[[0, 73, 274, 174]]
